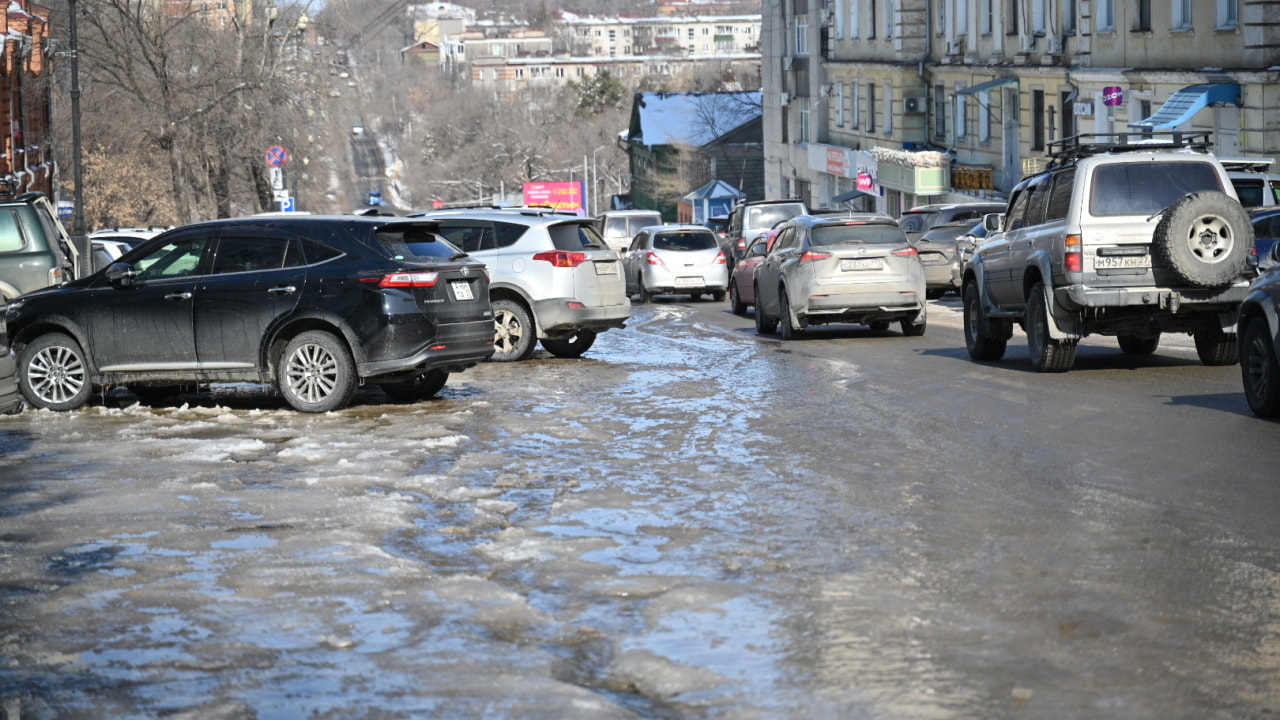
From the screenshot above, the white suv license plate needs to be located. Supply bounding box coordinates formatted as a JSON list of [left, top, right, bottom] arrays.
[[841, 258, 883, 271], [1094, 255, 1149, 270], [451, 281, 474, 300], [594, 261, 618, 276]]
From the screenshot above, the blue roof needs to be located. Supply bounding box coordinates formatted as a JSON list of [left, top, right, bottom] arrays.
[[1128, 83, 1240, 130], [631, 91, 763, 147]]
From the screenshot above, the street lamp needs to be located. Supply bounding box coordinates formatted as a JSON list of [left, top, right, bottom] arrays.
[[590, 145, 609, 216]]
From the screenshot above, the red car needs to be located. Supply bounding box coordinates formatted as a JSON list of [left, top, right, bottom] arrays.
[[728, 228, 779, 315]]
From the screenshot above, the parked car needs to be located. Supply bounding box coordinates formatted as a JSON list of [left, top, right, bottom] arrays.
[[408, 207, 630, 361], [0, 192, 81, 301], [622, 224, 729, 302], [366, 190, 383, 206], [729, 233, 771, 315], [89, 227, 171, 272], [705, 215, 730, 250], [726, 199, 808, 265], [962, 131, 1253, 373], [950, 222, 989, 292], [6, 215, 495, 413], [595, 209, 663, 253], [1238, 258, 1280, 416], [896, 201, 1007, 243], [913, 219, 979, 299], [753, 214, 926, 339], [1250, 207, 1280, 273], [0, 298, 21, 414], [1223, 158, 1280, 209]]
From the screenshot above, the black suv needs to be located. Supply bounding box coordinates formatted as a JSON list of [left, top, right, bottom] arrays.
[[0, 192, 81, 301], [5, 215, 495, 412]]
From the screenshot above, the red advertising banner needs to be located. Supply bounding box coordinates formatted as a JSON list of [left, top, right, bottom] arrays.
[[523, 181, 585, 214]]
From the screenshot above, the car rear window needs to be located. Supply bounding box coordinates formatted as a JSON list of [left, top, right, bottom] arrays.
[[376, 225, 463, 260], [653, 231, 717, 251], [548, 222, 606, 250], [747, 204, 804, 230], [812, 223, 908, 247], [1089, 161, 1224, 216], [1232, 178, 1265, 208]]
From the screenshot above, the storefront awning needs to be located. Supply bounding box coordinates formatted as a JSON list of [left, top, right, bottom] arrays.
[[956, 77, 1018, 96], [1128, 83, 1240, 130], [832, 189, 872, 203]]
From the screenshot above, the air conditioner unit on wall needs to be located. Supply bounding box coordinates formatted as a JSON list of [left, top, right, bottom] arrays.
[[780, 92, 792, 106], [946, 38, 963, 56], [903, 97, 926, 114], [1048, 34, 1065, 54], [1018, 34, 1037, 52]]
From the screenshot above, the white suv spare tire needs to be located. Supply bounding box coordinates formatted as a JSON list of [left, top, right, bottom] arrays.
[[1151, 191, 1253, 287]]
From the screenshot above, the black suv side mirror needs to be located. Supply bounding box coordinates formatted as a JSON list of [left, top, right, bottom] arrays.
[[105, 262, 137, 288]]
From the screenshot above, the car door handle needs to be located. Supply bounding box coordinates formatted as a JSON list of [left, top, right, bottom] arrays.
[[164, 292, 193, 301], [268, 286, 297, 295]]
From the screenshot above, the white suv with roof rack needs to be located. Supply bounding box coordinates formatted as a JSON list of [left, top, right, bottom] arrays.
[[961, 131, 1255, 373], [407, 206, 630, 361], [1220, 158, 1280, 208]]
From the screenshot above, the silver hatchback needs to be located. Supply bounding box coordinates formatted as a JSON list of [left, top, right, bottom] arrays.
[[753, 214, 926, 339], [622, 224, 729, 302], [408, 208, 630, 361]]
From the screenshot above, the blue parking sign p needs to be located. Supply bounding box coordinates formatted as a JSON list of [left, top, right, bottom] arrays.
[[278, 196, 295, 213]]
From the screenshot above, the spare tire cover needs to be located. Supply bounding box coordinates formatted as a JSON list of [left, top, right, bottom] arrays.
[[1151, 190, 1253, 287]]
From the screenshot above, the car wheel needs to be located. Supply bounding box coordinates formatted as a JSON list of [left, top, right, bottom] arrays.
[[380, 369, 448, 403], [490, 299, 537, 362], [637, 274, 652, 304], [18, 333, 92, 411], [1194, 324, 1239, 366], [711, 290, 726, 303], [1241, 316, 1280, 417], [778, 287, 802, 340], [754, 284, 777, 335], [277, 330, 358, 412], [1151, 191, 1252, 287], [900, 308, 927, 337], [1025, 282, 1077, 373], [963, 283, 1007, 362], [1117, 334, 1160, 355], [540, 330, 597, 358], [729, 280, 748, 316]]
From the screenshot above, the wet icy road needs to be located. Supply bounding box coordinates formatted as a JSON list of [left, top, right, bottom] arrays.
[[1, 297, 1277, 719]]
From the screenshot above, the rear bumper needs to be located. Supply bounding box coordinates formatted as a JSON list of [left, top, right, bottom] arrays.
[[532, 297, 631, 334], [359, 318, 494, 377], [803, 291, 924, 318], [1057, 282, 1251, 311], [641, 265, 730, 294]]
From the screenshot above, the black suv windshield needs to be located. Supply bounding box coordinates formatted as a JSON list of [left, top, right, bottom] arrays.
[[1089, 162, 1224, 216], [813, 223, 908, 246]]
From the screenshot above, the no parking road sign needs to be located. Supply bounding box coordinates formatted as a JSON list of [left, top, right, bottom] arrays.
[[265, 145, 289, 167]]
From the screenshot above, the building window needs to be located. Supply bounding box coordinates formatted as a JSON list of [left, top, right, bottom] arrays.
[[956, 92, 968, 138], [869, 0, 877, 38], [1099, 0, 1115, 30], [885, 83, 894, 135], [934, 84, 946, 138], [1032, 89, 1046, 150], [1217, 0, 1238, 26], [1063, 0, 1077, 33], [799, 97, 811, 143], [979, 92, 991, 142], [1135, 0, 1151, 31], [689, 28, 696, 40], [886, 0, 895, 38], [1172, 0, 1193, 29], [1033, 0, 1046, 32], [796, 15, 810, 54], [982, 0, 993, 33], [849, 0, 860, 37], [1060, 90, 1076, 139], [836, 82, 845, 127], [957, 0, 969, 34], [852, 81, 861, 128], [868, 82, 877, 132]]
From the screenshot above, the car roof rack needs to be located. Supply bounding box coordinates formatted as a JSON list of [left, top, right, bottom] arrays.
[[1043, 131, 1214, 170]]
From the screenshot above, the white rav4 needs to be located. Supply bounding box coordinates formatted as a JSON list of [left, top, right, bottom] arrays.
[[961, 132, 1255, 373]]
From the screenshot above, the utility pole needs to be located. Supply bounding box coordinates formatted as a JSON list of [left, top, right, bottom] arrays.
[[67, 0, 88, 270]]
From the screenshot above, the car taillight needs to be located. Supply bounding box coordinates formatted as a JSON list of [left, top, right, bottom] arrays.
[[366, 272, 440, 288], [532, 250, 588, 268], [893, 248, 918, 258], [1064, 234, 1083, 272], [714, 251, 727, 264], [645, 251, 666, 266], [736, 237, 746, 251], [799, 251, 831, 262]]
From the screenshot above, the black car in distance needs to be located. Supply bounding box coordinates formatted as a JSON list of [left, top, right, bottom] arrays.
[[5, 215, 495, 412]]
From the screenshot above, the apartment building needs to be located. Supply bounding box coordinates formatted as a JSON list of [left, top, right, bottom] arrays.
[[563, 15, 761, 58], [1, 1, 54, 199], [764, 0, 1280, 216]]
